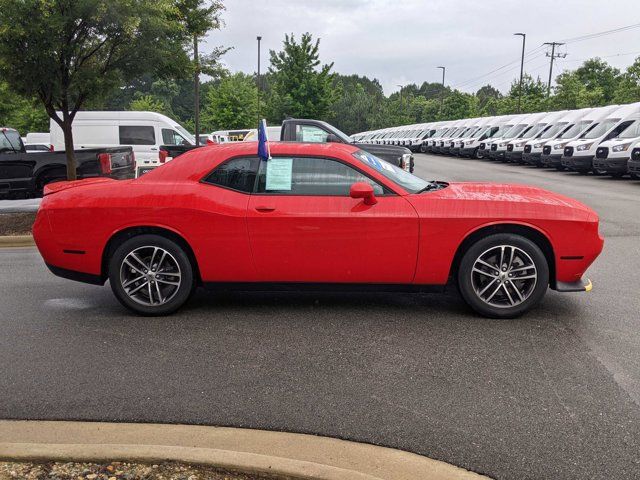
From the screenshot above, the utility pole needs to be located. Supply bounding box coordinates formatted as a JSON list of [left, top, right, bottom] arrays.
[[544, 42, 566, 97], [257, 36, 262, 124], [514, 33, 526, 113], [194, 35, 200, 145]]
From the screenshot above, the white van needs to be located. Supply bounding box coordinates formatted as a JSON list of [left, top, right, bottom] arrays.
[[593, 107, 640, 177], [541, 105, 620, 169], [50, 111, 196, 177], [481, 114, 527, 159], [562, 102, 640, 173], [451, 117, 495, 156], [490, 112, 547, 161], [462, 115, 516, 158], [521, 108, 593, 166], [505, 111, 568, 163]]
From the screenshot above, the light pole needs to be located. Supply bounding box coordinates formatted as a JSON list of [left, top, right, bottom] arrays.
[[396, 84, 405, 108], [437, 66, 446, 86], [514, 33, 526, 113], [257, 36, 262, 125]]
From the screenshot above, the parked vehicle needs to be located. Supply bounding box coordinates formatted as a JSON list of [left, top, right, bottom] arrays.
[[490, 113, 547, 161], [50, 111, 195, 177], [482, 115, 526, 159], [562, 103, 640, 173], [593, 110, 640, 177], [541, 106, 619, 169], [628, 144, 640, 177], [34, 141, 602, 319], [207, 129, 250, 144], [1, 126, 134, 197], [522, 109, 593, 166], [505, 111, 568, 163], [451, 118, 494, 156], [461, 116, 515, 158]]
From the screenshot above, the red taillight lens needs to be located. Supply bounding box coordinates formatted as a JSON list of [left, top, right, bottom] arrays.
[[49, 144, 54, 152], [98, 153, 112, 174], [206, 139, 216, 145], [159, 149, 169, 163]]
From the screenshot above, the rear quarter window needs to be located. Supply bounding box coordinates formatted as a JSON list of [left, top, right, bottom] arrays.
[[119, 126, 156, 145]]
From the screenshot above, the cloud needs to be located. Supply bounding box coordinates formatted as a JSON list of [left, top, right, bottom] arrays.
[[207, 0, 640, 95]]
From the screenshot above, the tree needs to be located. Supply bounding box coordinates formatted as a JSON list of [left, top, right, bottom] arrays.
[[201, 73, 258, 131], [267, 33, 336, 122], [476, 85, 502, 111], [613, 56, 640, 104], [573, 58, 621, 103], [0, 0, 190, 180], [174, 0, 226, 143], [0, 81, 49, 134], [552, 71, 604, 109], [129, 95, 168, 114]]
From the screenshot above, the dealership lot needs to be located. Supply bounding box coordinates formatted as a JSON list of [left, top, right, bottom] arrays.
[[1, 153, 639, 479]]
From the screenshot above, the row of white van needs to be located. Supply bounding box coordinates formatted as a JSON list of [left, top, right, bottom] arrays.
[[351, 102, 640, 177]]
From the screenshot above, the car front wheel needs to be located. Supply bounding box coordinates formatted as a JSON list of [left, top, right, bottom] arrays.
[[457, 233, 549, 318], [109, 234, 195, 316]]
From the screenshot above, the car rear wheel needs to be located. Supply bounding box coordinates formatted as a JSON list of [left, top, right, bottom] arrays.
[[457, 234, 549, 319], [109, 234, 195, 316]]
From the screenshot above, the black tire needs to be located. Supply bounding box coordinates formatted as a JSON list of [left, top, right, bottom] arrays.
[[420, 144, 427, 153], [108, 234, 195, 316], [457, 233, 549, 319], [631, 173, 640, 180]]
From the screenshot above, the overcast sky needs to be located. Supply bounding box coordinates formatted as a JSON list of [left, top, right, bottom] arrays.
[[205, 0, 640, 95]]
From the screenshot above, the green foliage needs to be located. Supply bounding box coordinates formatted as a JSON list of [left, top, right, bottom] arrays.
[[0, 0, 191, 178], [613, 57, 640, 104], [267, 33, 336, 122], [201, 73, 258, 131], [0, 82, 49, 134], [129, 95, 168, 114]]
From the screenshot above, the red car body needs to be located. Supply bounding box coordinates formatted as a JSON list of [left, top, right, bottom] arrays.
[[33, 142, 603, 304]]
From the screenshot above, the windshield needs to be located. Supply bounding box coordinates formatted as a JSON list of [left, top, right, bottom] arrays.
[[522, 123, 546, 139], [353, 150, 430, 193], [559, 120, 592, 139], [0, 129, 22, 153], [539, 122, 568, 139], [175, 125, 196, 145], [503, 123, 528, 138], [618, 120, 640, 139], [581, 118, 619, 139], [493, 124, 513, 138]]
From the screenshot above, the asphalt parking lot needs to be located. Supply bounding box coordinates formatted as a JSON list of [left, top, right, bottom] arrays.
[[1, 153, 639, 480]]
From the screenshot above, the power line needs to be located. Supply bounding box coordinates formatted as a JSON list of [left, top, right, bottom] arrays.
[[559, 22, 640, 44]]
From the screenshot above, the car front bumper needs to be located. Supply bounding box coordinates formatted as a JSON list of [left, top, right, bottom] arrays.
[[592, 157, 629, 174], [541, 153, 563, 167], [522, 152, 542, 165], [505, 151, 523, 162], [562, 155, 594, 171]]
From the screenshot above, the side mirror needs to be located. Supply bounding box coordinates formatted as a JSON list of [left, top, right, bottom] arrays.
[[326, 133, 341, 143], [350, 182, 377, 205]]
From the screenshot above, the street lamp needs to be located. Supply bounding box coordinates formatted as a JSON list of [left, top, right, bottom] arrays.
[[437, 66, 446, 86], [396, 84, 405, 107], [257, 36, 262, 124], [514, 33, 526, 113]]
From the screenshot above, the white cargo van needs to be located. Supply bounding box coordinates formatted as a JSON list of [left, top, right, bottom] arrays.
[[490, 112, 547, 161], [505, 111, 568, 163], [541, 105, 619, 169], [562, 102, 640, 173], [462, 115, 517, 158], [521, 108, 593, 166], [593, 107, 640, 177], [483, 114, 528, 160], [50, 111, 196, 177]]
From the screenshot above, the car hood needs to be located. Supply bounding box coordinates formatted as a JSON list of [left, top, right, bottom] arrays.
[[412, 182, 596, 220]]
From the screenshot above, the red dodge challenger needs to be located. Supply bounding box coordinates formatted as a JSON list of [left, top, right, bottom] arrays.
[[33, 142, 603, 318]]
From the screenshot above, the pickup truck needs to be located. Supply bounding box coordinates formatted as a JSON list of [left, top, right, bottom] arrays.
[[1, 127, 135, 197], [159, 118, 414, 173]]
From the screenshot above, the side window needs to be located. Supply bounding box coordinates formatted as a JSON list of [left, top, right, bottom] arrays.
[[295, 125, 329, 143], [119, 126, 156, 145], [202, 157, 259, 193], [162, 129, 188, 146], [256, 157, 385, 196]]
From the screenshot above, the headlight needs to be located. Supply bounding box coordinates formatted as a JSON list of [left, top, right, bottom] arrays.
[[498, 143, 506, 148], [554, 143, 566, 150], [515, 142, 526, 148], [612, 143, 631, 152], [576, 143, 593, 151], [533, 143, 545, 148]]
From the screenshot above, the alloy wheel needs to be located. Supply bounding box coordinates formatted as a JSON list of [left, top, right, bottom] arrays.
[[471, 245, 537, 308], [120, 246, 182, 306]]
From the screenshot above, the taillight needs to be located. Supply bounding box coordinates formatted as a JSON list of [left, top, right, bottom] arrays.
[[206, 139, 216, 145], [98, 153, 112, 174], [159, 149, 169, 163], [49, 144, 54, 152]]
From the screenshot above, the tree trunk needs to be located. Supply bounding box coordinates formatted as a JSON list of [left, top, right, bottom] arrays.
[[61, 113, 77, 181], [194, 35, 200, 146]]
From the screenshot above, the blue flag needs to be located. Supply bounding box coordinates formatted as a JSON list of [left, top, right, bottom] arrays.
[[257, 119, 271, 161]]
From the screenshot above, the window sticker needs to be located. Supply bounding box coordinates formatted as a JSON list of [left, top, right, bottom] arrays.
[[265, 157, 293, 190], [357, 151, 383, 171]]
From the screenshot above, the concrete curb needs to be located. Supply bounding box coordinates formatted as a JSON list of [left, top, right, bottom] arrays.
[[0, 235, 35, 247], [0, 421, 489, 480]]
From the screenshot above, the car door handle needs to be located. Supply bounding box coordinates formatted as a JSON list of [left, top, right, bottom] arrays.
[[255, 205, 276, 212]]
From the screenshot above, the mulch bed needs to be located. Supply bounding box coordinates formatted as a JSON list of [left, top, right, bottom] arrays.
[[0, 212, 36, 236], [0, 461, 292, 480]]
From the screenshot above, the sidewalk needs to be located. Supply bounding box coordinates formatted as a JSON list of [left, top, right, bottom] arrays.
[[0, 421, 489, 480]]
